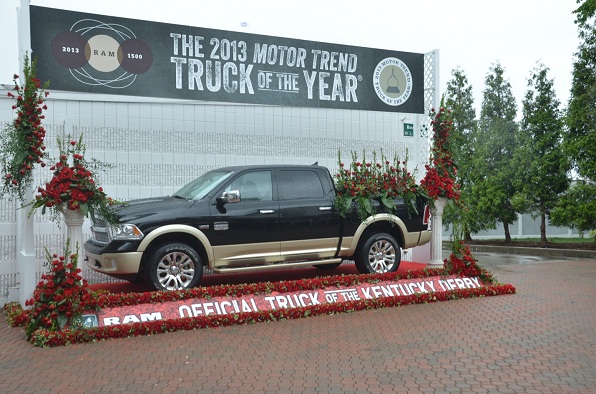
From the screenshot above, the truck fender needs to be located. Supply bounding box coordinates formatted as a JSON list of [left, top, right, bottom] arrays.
[[345, 214, 408, 256], [137, 224, 214, 265]]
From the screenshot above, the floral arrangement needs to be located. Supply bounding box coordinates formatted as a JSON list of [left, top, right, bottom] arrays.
[[30, 134, 116, 223], [334, 150, 428, 219], [444, 239, 493, 282], [21, 240, 98, 340], [4, 251, 515, 347], [0, 54, 49, 200], [420, 106, 460, 201]]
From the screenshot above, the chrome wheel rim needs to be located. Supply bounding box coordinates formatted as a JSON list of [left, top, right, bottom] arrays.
[[367, 239, 396, 273], [156, 251, 196, 290]]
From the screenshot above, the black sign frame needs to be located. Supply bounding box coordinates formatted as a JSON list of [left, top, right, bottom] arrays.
[[30, 6, 424, 113]]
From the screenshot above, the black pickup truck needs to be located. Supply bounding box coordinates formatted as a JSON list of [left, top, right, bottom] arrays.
[[84, 164, 431, 291]]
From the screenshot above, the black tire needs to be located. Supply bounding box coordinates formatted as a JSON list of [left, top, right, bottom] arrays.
[[314, 262, 342, 270], [145, 243, 203, 291], [355, 233, 401, 274], [126, 275, 145, 285]]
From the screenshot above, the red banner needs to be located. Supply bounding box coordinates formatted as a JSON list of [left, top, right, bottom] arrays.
[[92, 275, 484, 326]]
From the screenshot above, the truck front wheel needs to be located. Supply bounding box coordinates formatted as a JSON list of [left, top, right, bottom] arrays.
[[145, 243, 203, 291], [355, 233, 401, 274]]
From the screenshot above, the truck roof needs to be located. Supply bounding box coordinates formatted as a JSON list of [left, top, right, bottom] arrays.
[[212, 164, 327, 172]]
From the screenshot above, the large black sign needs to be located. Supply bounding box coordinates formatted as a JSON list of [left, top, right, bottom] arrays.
[[30, 6, 424, 113]]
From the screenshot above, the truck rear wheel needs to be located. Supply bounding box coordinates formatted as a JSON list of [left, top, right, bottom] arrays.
[[145, 243, 203, 291], [355, 233, 401, 274]]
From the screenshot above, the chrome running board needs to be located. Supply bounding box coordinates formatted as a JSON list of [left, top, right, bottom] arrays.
[[212, 258, 342, 273]]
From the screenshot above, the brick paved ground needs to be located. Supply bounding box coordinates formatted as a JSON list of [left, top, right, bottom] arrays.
[[1, 256, 594, 393]]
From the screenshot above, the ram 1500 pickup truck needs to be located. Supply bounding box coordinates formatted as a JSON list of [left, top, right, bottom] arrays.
[[84, 164, 431, 291]]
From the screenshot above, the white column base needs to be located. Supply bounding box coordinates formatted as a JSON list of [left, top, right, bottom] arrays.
[[62, 208, 86, 278], [18, 252, 36, 307]]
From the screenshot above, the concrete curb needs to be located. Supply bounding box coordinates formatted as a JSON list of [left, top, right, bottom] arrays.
[[444, 242, 596, 259]]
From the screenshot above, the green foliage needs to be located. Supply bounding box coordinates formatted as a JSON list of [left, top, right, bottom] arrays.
[[566, 9, 596, 181], [442, 68, 484, 238], [550, 181, 596, 240], [574, 0, 596, 27], [513, 63, 570, 242], [473, 63, 519, 241]]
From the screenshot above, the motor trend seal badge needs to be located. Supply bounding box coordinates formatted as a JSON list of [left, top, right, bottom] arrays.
[[50, 19, 153, 89], [373, 57, 413, 106]]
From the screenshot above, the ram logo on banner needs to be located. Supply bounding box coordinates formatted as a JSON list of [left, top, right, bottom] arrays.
[[30, 6, 424, 113]]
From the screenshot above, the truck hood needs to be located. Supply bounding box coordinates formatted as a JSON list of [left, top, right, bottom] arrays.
[[114, 196, 195, 223]]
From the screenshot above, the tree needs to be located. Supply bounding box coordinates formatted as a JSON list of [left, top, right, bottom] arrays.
[[573, 0, 596, 27], [550, 181, 596, 242], [473, 63, 519, 242], [442, 68, 481, 241], [566, 2, 596, 181], [512, 63, 570, 244], [551, 1, 596, 241]]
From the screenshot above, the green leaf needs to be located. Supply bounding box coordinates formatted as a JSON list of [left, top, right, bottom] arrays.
[[381, 196, 395, 212], [79, 203, 89, 217], [57, 314, 68, 329]]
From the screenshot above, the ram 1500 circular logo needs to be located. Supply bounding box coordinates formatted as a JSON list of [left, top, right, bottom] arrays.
[[50, 19, 153, 89]]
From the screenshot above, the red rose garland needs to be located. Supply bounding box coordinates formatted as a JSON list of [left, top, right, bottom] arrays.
[[420, 107, 461, 201], [0, 54, 49, 199]]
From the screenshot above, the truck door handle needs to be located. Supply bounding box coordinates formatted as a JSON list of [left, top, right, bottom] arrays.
[[319, 207, 332, 211], [260, 210, 275, 214]]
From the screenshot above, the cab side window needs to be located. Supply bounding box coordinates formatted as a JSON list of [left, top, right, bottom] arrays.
[[278, 170, 325, 200], [226, 171, 272, 201]]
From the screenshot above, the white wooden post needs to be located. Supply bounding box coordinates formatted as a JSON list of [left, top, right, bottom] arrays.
[[16, 0, 36, 307]]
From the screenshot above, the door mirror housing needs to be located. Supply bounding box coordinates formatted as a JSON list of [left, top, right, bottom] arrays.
[[217, 190, 240, 205]]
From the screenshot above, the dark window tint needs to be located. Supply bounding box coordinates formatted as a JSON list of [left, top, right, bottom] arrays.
[[225, 171, 272, 201], [278, 170, 325, 200]]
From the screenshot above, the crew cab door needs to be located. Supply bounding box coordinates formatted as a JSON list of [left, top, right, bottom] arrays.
[[276, 168, 341, 260], [209, 170, 280, 267]]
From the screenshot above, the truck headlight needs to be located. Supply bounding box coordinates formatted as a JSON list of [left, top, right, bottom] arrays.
[[109, 224, 144, 240]]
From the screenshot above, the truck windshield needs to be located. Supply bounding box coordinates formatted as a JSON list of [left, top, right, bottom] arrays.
[[173, 170, 234, 200]]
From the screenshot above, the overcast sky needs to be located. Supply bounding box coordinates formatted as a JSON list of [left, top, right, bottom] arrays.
[[1, 0, 580, 117]]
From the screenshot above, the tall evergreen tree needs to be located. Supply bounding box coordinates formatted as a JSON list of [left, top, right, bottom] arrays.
[[551, 0, 596, 241], [474, 62, 519, 242], [566, 1, 596, 180], [443, 68, 481, 240], [513, 63, 570, 244]]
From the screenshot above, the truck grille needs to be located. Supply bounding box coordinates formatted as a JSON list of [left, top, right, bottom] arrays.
[[91, 219, 110, 245]]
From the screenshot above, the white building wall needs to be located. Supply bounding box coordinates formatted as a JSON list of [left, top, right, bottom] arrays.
[[0, 91, 429, 300]]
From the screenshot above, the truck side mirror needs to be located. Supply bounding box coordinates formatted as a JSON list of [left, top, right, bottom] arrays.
[[217, 190, 240, 205]]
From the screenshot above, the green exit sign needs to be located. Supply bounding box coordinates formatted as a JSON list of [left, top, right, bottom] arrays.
[[403, 123, 414, 137]]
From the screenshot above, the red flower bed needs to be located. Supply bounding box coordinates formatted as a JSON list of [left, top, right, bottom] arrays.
[[25, 284, 515, 347], [4, 241, 515, 347]]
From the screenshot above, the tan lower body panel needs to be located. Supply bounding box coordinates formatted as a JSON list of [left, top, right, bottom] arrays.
[[212, 238, 339, 268], [85, 251, 142, 275], [212, 241, 280, 268], [280, 238, 339, 260]]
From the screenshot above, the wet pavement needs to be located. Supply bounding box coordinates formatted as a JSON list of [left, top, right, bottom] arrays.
[[1, 254, 595, 393]]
